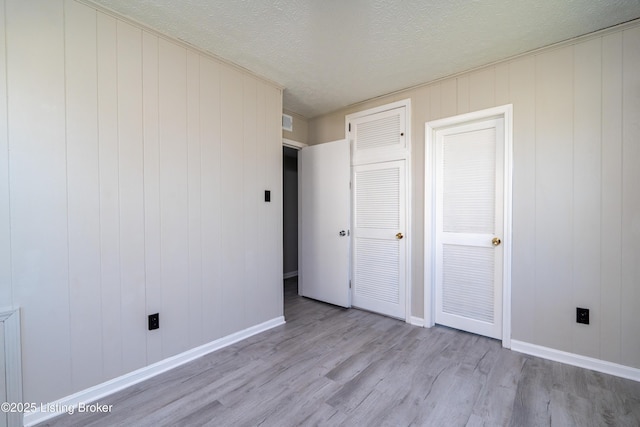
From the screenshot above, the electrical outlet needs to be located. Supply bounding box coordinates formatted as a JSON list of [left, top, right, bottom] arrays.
[[148, 313, 159, 330], [576, 307, 589, 325]]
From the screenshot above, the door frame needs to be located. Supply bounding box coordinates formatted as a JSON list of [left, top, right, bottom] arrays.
[[282, 138, 306, 287], [424, 104, 513, 348], [346, 99, 412, 323], [283, 138, 307, 150]]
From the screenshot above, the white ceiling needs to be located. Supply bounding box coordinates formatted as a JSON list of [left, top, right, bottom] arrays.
[[89, 0, 640, 118]]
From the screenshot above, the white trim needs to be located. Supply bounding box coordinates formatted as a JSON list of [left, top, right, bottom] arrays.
[[511, 340, 640, 383], [23, 316, 285, 427], [282, 138, 307, 150], [0, 308, 22, 427], [424, 105, 513, 349], [409, 316, 425, 327], [345, 99, 412, 324], [283, 270, 298, 279]]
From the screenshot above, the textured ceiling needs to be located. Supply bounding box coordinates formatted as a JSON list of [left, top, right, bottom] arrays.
[[89, 0, 640, 118]]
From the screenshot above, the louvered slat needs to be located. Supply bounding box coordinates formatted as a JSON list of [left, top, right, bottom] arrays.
[[355, 238, 399, 304], [355, 167, 400, 229], [442, 244, 494, 323], [356, 114, 401, 151], [443, 128, 496, 234]]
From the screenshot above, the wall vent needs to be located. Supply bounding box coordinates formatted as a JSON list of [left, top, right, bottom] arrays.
[[282, 113, 293, 132]]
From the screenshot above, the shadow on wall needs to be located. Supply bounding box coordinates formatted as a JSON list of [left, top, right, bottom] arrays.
[[283, 147, 298, 278]]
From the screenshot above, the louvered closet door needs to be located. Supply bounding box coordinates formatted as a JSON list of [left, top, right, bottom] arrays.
[[435, 118, 504, 339], [352, 160, 406, 319]]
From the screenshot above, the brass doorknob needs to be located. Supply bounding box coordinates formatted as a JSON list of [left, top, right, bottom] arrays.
[[492, 237, 501, 246], [396, 232, 404, 239]]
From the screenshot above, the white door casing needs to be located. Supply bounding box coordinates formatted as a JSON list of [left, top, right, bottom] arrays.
[[348, 100, 411, 321], [298, 139, 351, 308], [425, 105, 513, 347]]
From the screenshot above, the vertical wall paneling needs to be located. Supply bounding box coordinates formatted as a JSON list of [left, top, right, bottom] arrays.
[[254, 81, 270, 323], [440, 79, 457, 119], [508, 56, 537, 343], [64, 0, 103, 390], [187, 51, 203, 346], [411, 85, 429, 317], [0, 0, 10, 309], [4, 0, 284, 406], [117, 21, 147, 372], [267, 86, 284, 319], [7, 0, 71, 403], [620, 26, 640, 367], [199, 56, 223, 343], [97, 12, 122, 380], [468, 67, 495, 111], [535, 47, 574, 352], [158, 39, 189, 357], [142, 30, 162, 364], [243, 76, 259, 327], [428, 83, 441, 121], [257, 82, 285, 322], [219, 65, 245, 334], [600, 32, 623, 364], [494, 63, 509, 106], [572, 38, 602, 358], [456, 75, 470, 114]]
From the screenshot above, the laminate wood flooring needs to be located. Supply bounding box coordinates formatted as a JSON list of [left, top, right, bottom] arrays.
[[40, 278, 640, 427]]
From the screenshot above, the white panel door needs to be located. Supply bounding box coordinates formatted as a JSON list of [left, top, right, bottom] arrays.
[[435, 118, 504, 339], [352, 160, 406, 319], [299, 140, 351, 307]]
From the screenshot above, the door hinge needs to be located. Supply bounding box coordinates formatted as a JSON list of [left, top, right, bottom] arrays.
[[349, 280, 352, 289], [348, 123, 351, 132]]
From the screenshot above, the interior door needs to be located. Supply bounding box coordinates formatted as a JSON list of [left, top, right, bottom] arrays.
[[352, 160, 406, 319], [298, 139, 351, 307], [434, 118, 504, 339]]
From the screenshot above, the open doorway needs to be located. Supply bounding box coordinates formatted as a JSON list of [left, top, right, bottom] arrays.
[[283, 146, 298, 298]]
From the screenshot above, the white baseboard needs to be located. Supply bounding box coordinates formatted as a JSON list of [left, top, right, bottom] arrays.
[[23, 316, 286, 427], [409, 316, 425, 327], [511, 340, 640, 382], [283, 270, 298, 279]]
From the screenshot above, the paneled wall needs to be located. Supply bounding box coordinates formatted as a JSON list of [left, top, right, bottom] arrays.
[[0, 0, 283, 404], [308, 22, 640, 369]]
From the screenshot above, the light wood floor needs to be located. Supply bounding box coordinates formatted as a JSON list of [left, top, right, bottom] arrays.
[[41, 278, 640, 427]]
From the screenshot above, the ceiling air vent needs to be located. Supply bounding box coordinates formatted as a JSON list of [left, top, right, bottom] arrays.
[[282, 113, 293, 132]]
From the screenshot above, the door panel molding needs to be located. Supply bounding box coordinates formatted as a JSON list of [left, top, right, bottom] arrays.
[[425, 104, 513, 348]]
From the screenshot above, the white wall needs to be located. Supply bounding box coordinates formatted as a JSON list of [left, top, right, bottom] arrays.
[[309, 22, 640, 369], [0, 0, 283, 405]]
